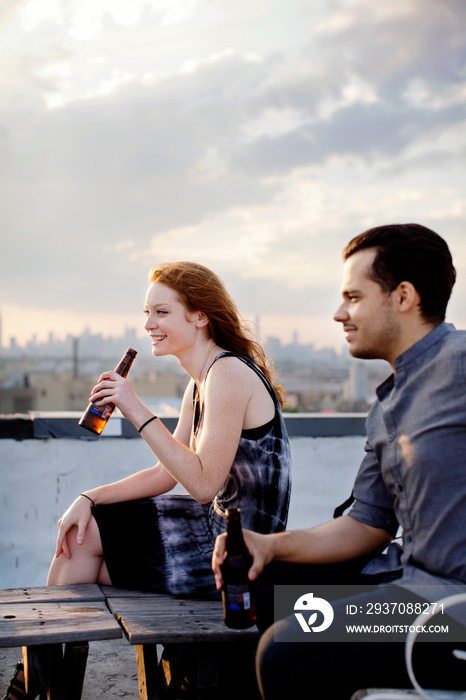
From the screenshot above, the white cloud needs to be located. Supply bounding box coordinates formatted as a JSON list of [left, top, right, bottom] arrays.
[[19, 0, 157, 38], [140, 145, 466, 305], [403, 78, 466, 111], [314, 9, 356, 35], [178, 47, 234, 75], [18, 0, 62, 31], [317, 73, 379, 121], [1, 0, 466, 349], [156, 0, 201, 27], [240, 107, 308, 142]]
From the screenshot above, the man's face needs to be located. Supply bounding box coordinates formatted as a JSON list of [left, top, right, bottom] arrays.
[[333, 248, 401, 365]]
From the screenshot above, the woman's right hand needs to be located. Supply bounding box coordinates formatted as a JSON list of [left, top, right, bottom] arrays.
[[55, 495, 94, 559]]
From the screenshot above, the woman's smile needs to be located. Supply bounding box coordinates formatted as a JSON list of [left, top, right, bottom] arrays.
[[150, 334, 167, 344]]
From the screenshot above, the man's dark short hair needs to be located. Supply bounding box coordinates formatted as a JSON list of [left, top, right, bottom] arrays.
[[343, 223, 456, 324]]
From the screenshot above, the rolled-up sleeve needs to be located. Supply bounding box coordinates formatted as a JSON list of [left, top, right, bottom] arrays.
[[348, 440, 398, 536]]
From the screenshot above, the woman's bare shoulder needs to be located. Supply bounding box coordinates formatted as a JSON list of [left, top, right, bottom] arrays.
[[208, 353, 256, 380], [206, 354, 266, 397]]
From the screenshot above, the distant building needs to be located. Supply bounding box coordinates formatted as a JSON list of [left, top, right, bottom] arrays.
[[346, 361, 369, 403], [0, 374, 35, 414], [0, 370, 182, 415]]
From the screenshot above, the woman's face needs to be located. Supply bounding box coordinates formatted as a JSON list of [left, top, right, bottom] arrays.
[[144, 282, 199, 357]]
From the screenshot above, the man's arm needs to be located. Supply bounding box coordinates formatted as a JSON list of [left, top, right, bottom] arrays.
[[213, 515, 392, 588]]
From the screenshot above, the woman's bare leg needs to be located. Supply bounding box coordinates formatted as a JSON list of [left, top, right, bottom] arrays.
[[5, 519, 109, 698], [97, 559, 112, 586], [3, 521, 113, 698], [46, 516, 106, 586]]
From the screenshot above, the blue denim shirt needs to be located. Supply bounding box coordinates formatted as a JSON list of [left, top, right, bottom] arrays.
[[349, 323, 466, 596]]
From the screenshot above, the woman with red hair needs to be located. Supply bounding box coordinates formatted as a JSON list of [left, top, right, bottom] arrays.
[[47, 261, 291, 597]]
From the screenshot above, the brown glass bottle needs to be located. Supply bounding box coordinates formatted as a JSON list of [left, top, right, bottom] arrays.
[[221, 508, 257, 629], [78, 348, 137, 435]]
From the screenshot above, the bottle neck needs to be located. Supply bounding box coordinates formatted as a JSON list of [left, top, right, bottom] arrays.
[[227, 512, 242, 536], [115, 349, 137, 377], [115, 358, 134, 377], [226, 512, 249, 556]]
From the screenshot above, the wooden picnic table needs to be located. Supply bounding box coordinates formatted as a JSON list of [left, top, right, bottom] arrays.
[[102, 586, 260, 700], [0, 584, 260, 699], [0, 583, 122, 700]]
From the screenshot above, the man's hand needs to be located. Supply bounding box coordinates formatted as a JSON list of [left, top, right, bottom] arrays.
[[212, 517, 393, 590], [212, 528, 276, 589]]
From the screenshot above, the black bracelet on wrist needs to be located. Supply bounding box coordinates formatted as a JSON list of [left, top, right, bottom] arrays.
[[80, 493, 96, 508], [138, 415, 158, 433]]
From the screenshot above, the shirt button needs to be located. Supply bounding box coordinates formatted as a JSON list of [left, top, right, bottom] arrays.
[[397, 484, 404, 493], [405, 534, 413, 543], [388, 434, 395, 442]]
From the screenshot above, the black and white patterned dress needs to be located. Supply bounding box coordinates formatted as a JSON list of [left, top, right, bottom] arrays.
[[93, 352, 291, 597]]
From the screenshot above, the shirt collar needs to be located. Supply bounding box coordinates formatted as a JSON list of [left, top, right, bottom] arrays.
[[375, 322, 454, 400], [394, 322, 455, 372]]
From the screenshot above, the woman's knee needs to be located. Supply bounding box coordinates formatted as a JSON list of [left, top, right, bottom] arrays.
[[64, 518, 103, 559]]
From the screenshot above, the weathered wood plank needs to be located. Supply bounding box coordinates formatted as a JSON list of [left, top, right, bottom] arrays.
[[103, 588, 260, 699], [106, 596, 224, 616], [101, 586, 222, 605], [100, 586, 167, 599], [111, 612, 259, 644], [0, 601, 111, 621], [0, 620, 121, 647], [106, 594, 258, 644], [0, 601, 122, 647], [0, 584, 104, 605]]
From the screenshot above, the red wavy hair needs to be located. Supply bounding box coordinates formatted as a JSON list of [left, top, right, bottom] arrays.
[[148, 261, 285, 406]]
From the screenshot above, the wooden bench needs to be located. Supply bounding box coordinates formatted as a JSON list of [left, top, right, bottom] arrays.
[[102, 586, 261, 700], [0, 583, 122, 700]]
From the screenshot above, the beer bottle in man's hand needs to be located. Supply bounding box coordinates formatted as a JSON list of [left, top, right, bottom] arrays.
[[221, 508, 257, 629], [78, 348, 137, 435]]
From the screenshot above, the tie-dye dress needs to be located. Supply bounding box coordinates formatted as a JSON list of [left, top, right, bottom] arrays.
[[92, 352, 291, 597]]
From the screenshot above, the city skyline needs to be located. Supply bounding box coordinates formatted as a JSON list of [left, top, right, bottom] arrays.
[[1, 1, 465, 350], [0, 308, 347, 356]]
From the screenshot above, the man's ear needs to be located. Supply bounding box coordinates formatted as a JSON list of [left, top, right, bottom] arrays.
[[396, 281, 420, 313]]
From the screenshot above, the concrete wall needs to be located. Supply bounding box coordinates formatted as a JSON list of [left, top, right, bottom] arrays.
[[0, 431, 366, 589]]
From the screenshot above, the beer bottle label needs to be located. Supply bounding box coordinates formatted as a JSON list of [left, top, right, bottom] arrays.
[[225, 583, 251, 610], [88, 404, 112, 418]]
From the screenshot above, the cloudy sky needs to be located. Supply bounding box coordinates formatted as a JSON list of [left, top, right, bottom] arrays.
[[1, 0, 465, 352]]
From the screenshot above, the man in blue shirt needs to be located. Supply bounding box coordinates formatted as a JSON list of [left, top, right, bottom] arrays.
[[213, 223, 466, 699]]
